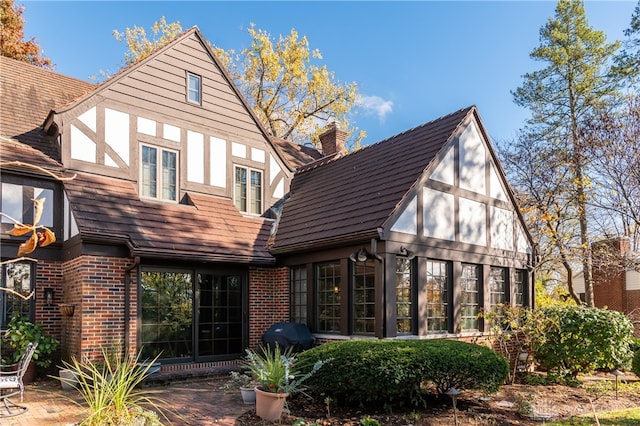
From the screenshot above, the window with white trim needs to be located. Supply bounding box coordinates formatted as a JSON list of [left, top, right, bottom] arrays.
[[187, 73, 201, 105], [141, 145, 178, 202], [234, 166, 262, 214]]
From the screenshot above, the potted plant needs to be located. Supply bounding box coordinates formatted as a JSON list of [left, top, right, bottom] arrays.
[[2, 315, 59, 382], [244, 344, 329, 421], [222, 370, 257, 405]]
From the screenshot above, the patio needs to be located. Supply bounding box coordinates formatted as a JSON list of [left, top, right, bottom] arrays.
[[3, 374, 248, 426]]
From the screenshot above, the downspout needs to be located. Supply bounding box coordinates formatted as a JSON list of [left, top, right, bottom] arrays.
[[124, 256, 140, 356]]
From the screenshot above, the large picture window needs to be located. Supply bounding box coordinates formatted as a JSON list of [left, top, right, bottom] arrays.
[[1, 261, 34, 328], [352, 261, 375, 334], [1, 183, 54, 230], [234, 166, 262, 214], [461, 263, 481, 331], [316, 262, 340, 333], [290, 266, 307, 324], [141, 145, 178, 201], [426, 260, 449, 333], [395, 258, 413, 334]]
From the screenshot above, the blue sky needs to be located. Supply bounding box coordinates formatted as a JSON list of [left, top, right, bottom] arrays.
[[21, 1, 638, 146]]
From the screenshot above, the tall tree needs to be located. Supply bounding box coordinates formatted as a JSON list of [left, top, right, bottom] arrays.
[[511, 0, 620, 306], [0, 0, 51, 68], [115, 20, 364, 150], [613, 0, 640, 84]]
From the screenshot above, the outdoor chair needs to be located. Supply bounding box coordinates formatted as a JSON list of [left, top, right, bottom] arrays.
[[0, 341, 38, 417]]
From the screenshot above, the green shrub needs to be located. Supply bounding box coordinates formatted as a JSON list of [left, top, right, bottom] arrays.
[[630, 337, 640, 354], [532, 306, 633, 378], [297, 339, 508, 408], [632, 349, 640, 377]]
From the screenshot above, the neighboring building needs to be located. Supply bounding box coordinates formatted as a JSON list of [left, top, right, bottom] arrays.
[[574, 237, 640, 335], [0, 27, 535, 369]]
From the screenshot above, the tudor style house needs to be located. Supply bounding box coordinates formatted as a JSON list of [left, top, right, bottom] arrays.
[[1, 27, 535, 368]]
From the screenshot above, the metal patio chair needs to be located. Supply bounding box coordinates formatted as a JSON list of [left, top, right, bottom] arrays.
[[0, 342, 37, 417]]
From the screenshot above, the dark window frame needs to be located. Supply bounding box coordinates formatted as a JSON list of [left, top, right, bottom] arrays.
[[0, 261, 35, 329], [425, 259, 451, 333]]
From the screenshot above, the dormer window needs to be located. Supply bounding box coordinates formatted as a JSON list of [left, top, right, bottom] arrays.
[[187, 72, 201, 105], [234, 166, 262, 214], [141, 145, 178, 202]]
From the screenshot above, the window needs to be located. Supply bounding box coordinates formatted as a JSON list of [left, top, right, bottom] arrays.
[[139, 268, 244, 361], [461, 263, 481, 330], [234, 166, 262, 214], [1, 262, 34, 328], [290, 266, 307, 324], [316, 262, 340, 333], [489, 267, 507, 308], [187, 73, 201, 104], [515, 269, 527, 307], [352, 261, 375, 334], [141, 145, 177, 201], [1, 183, 54, 229], [396, 258, 414, 334], [426, 260, 450, 333]]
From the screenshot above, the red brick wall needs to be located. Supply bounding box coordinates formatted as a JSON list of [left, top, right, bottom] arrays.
[[61, 255, 136, 362], [34, 259, 63, 365], [248, 266, 289, 349], [594, 269, 626, 312]]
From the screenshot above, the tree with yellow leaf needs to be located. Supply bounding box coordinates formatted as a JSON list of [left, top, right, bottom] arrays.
[[114, 19, 364, 150]]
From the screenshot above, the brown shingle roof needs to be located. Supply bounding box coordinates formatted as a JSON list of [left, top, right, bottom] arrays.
[[270, 106, 476, 253], [270, 137, 323, 170], [64, 172, 274, 263], [0, 56, 95, 161]]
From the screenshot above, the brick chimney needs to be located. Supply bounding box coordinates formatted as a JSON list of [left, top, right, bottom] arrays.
[[319, 122, 347, 156]]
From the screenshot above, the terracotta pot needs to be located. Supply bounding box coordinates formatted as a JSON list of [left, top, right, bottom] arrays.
[[255, 386, 288, 421]]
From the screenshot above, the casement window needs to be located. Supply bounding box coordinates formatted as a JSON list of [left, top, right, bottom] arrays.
[[316, 262, 341, 333], [140, 145, 178, 201], [514, 269, 527, 307], [461, 263, 481, 331], [426, 260, 450, 333], [187, 72, 202, 105], [234, 166, 262, 214], [489, 267, 507, 308], [290, 266, 307, 324], [0, 261, 34, 328], [395, 257, 414, 334], [352, 261, 375, 334]]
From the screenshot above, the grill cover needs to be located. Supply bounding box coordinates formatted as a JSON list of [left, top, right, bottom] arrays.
[[261, 322, 315, 353]]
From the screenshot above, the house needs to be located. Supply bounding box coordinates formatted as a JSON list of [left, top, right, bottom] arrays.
[[0, 27, 535, 369], [573, 237, 640, 335]]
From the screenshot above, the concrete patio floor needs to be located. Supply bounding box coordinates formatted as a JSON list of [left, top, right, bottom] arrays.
[[2, 375, 249, 426]]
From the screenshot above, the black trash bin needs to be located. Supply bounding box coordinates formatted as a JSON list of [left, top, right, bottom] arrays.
[[261, 322, 315, 353]]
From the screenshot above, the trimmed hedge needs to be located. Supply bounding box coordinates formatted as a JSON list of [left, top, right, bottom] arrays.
[[633, 349, 640, 378], [296, 339, 508, 408]]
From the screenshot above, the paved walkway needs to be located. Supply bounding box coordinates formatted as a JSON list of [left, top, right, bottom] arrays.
[[3, 375, 250, 426]]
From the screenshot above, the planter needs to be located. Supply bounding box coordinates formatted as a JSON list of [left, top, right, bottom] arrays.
[[240, 385, 256, 405], [59, 368, 79, 391], [255, 386, 288, 421], [59, 303, 75, 317]]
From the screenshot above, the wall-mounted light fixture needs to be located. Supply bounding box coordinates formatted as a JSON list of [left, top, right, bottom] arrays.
[[399, 247, 416, 260], [349, 248, 369, 262], [43, 287, 54, 306]]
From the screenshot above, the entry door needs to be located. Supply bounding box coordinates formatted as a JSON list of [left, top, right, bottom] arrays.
[[197, 273, 243, 358]]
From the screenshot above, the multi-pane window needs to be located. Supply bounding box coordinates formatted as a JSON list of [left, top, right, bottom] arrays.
[[461, 263, 481, 330], [1, 261, 34, 328], [187, 73, 201, 104], [395, 258, 413, 334], [234, 166, 262, 214], [290, 266, 307, 324], [141, 145, 177, 201], [352, 261, 375, 334], [515, 269, 527, 307], [489, 267, 507, 308], [426, 260, 449, 333], [316, 262, 340, 333]]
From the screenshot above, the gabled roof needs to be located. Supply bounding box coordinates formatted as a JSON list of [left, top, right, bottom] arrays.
[[0, 55, 95, 162], [270, 107, 476, 253], [64, 172, 274, 263]]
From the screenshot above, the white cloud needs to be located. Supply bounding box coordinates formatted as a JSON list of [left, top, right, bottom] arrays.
[[357, 94, 393, 122]]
